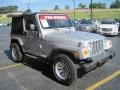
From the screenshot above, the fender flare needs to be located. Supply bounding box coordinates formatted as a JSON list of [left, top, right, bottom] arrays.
[[11, 37, 24, 51], [11, 37, 24, 46]]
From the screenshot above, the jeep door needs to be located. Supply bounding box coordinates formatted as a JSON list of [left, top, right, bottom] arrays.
[[23, 15, 42, 56]]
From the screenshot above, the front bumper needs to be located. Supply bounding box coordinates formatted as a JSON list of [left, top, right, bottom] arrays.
[[100, 31, 118, 35], [80, 50, 115, 72]]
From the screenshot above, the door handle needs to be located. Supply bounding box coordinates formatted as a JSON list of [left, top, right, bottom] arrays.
[[37, 33, 43, 39], [37, 33, 42, 37], [37, 33, 39, 37]]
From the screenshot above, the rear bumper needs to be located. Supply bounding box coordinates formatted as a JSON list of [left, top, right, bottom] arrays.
[[80, 50, 115, 72]]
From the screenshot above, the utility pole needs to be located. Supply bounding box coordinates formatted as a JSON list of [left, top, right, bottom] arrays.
[[28, 2, 30, 9], [90, 0, 93, 19], [26, 2, 32, 13], [72, 0, 76, 20]]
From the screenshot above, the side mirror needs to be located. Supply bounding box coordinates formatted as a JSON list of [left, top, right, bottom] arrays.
[[30, 24, 35, 31], [116, 23, 119, 25]]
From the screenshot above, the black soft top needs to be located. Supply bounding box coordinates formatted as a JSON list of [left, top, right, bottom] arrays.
[[12, 12, 67, 18]]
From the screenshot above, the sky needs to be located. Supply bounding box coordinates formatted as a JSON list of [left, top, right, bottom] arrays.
[[0, 0, 116, 11]]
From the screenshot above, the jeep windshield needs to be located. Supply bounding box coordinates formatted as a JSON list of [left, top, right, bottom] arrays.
[[39, 15, 73, 29]]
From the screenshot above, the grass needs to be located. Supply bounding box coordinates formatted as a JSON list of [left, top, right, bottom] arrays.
[[0, 14, 11, 23], [69, 12, 90, 19], [0, 9, 120, 23], [0, 17, 11, 23], [51, 9, 120, 19], [69, 9, 120, 19]]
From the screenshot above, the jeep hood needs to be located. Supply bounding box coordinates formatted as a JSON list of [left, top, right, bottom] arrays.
[[44, 30, 105, 47]]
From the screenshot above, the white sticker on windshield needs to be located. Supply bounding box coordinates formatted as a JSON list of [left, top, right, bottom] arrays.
[[41, 20, 49, 28]]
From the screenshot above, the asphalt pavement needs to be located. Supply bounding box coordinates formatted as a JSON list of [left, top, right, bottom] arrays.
[[0, 26, 120, 90]]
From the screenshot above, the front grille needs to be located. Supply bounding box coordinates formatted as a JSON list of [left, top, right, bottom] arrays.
[[102, 28, 112, 31], [89, 40, 104, 55], [81, 27, 87, 30]]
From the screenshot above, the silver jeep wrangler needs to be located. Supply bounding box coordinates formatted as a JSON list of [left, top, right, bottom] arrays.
[[10, 12, 114, 85]]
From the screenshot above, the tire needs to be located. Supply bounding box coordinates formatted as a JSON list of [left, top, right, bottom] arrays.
[[10, 43, 23, 63], [118, 32, 120, 37], [53, 54, 77, 85]]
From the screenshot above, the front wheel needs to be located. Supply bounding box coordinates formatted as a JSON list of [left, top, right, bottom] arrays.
[[53, 54, 77, 85]]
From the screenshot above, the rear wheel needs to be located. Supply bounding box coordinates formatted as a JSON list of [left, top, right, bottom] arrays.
[[11, 43, 23, 63], [53, 54, 77, 85]]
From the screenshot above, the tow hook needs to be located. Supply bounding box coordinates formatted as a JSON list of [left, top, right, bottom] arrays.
[[109, 52, 116, 59]]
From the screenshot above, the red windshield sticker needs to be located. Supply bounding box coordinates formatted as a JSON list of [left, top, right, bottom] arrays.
[[40, 15, 69, 20]]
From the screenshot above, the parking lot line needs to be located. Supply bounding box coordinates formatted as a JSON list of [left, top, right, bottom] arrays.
[[0, 50, 3, 53], [86, 70, 120, 90], [0, 64, 22, 70], [0, 51, 3, 53]]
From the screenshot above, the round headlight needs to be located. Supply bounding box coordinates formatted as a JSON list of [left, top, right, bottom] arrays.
[[77, 42, 88, 48]]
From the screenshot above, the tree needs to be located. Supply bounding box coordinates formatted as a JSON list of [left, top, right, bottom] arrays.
[[110, 0, 120, 8], [78, 3, 82, 8], [54, 5, 59, 10], [0, 5, 18, 14], [24, 9, 32, 14], [65, 5, 70, 14], [78, 3, 86, 9], [81, 5, 86, 9], [89, 3, 106, 9], [65, 5, 70, 10]]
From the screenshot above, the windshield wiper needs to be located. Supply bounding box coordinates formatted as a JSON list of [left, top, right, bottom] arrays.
[[65, 27, 72, 29], [58, 25, 66, 28], [44, 27, 59, 31], [52, 28, 59, 31]]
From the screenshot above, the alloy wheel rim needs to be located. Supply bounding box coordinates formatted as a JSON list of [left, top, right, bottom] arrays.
[[55, 61, 69, 80], [12, 48, 17, 60]]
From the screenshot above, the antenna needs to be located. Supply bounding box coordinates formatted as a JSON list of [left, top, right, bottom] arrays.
[[27, 2, 30, 9], [24, 2, 32, 14]]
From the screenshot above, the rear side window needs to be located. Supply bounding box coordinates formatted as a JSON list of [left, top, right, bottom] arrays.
[[24, 16, 38, 31], [11, 17, 23, 35]]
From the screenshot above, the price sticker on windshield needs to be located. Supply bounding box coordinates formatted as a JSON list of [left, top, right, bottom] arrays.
[[39, 15, 69, 20], [41, 19, 49, 28]]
